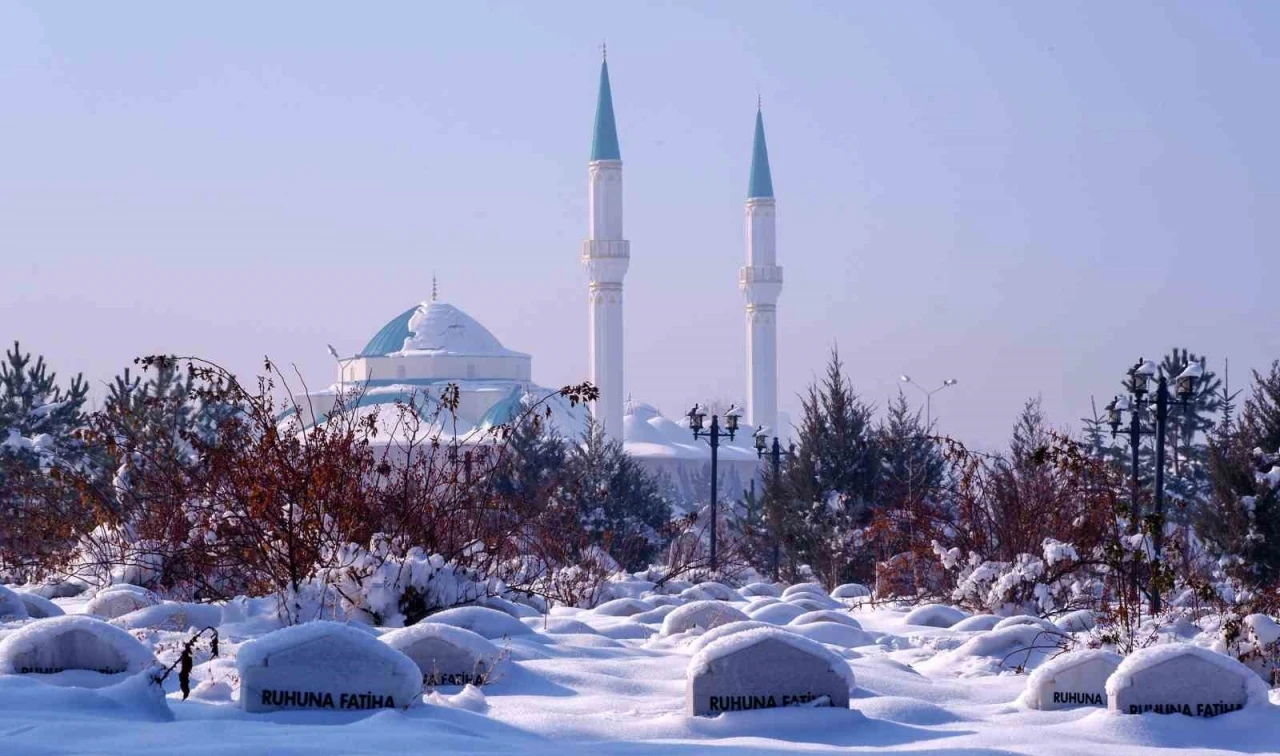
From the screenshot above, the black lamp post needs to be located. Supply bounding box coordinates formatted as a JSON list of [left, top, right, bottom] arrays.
[[753, 426, 793, 581], [687, 403, 740, 573], [1105, 357, 1203, 614]]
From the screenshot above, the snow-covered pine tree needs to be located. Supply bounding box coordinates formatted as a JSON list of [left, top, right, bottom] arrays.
[[874, 390, 945, 560], [560, 418, 672, 571], [1242, 360, 1280, 453], [0, 342, 93, 579]]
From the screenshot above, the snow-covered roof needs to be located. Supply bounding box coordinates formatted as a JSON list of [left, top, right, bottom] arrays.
[[359, 302, 529, 359]]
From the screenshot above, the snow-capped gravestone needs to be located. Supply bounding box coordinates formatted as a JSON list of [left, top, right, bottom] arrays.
[[237, 621, 420, 713], [1024, 650, 1121, 710], [84, 585, 160, 620], [661, 601, 748, 637], [687, 627, 853, 716], [0, 616, 154, 675], [382, 623, 502, 688], [0, 585, 30, 621], [1107, 644, 1267, 718]]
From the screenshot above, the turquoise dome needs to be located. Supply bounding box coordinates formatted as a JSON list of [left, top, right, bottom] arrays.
[[360, 306, 418, 357]]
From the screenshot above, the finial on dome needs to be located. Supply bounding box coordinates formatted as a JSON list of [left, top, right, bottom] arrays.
[[432, 272, 438, 302]]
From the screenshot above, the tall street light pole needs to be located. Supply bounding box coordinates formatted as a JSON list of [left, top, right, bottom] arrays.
[[1106, 357, 1203, 615], [753, 427, 793, 582], [899, 375, 958, 428], [688, 403, 740, 574]]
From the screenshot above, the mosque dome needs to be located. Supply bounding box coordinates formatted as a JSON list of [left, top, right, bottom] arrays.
[[360, 302, 527, 358]]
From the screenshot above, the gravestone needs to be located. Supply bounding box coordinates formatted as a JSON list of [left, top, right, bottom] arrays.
[[1024, 650, 1121, 710], [0, 615, 153, 675], [1107, 644, 1265, 718], [382, 622, 502, 688], [687, 627, 853, 716], [237, 621, 420, 712], [0, 586, 29, 621], [16, 591, 64, 619], [85, 585, 160, 620], [661, 601, 748, 637]]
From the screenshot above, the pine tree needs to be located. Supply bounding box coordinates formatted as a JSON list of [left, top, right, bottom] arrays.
[[875, 390, 945, 559], [783, 347, 880, 585], [1242, 360, 1280, 453], [0, 342, 93, 579], [561, 419, 672, 571], [492, 400, 567, 511]]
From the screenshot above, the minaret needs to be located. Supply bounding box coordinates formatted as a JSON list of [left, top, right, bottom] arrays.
[[582, 51, 629, 439], [739, 104, 782, 435]]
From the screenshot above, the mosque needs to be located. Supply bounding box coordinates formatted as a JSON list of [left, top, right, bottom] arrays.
[[298, 55, 783, 499]]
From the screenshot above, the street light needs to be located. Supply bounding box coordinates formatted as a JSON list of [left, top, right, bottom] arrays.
[[688, 403, 740, 573], [1106, 356, 1202, 614], [754, 426, 794, 581], [899, 375, 958, 428]]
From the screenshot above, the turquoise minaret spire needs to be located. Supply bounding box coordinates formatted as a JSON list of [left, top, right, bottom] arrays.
[[591, 52, 621, 161], [748, 103, 774, 199]]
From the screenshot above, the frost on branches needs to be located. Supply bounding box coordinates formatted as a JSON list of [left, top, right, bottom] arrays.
[[933, 538, 1091, 616]]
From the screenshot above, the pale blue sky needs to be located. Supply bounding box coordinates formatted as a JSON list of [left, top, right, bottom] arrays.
[[2, 1, 1276, 447]]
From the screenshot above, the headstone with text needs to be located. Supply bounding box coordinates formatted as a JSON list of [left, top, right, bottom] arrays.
[[237, 621, 421, 713], [1107, 645, 1264, 718], [0, 616, 153, 676], [1024, 650, 1121, 710], [382, 622, 502, 688], [687, 627, 853, 716]]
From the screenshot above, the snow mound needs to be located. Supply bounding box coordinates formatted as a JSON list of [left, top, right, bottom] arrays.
[[522, 616, 597, 635], [1243, 613, 1280, 646], [84, 586, 160, 620], [831, 583, 871, 599], [787, 596, 842, 612], [689, 626, 856, 691], [0, 616, 154, 675], [679, 586, 715, 602], [1105, 643, 1271, 705], [660, 601, 748, 637], [788, 610, 862, 629], [110, 602, 222, 632], [951, 614, 1002, 632], [789, 622, 874, 649], [740, 582, 783, 598], [924, 623, 1066, 677], [477, 596, 540, 619], [593, 598, 653, 617], [631, 605, 678, 625], [423, 606, 532, 639], [749, 602, 808, 625], [693, 582, 743, 601], [993, 615, 1057, 632], [0, 665, 172, 722], [744, 597, 781, 612], [0, 585, 30, 621], [781, 583, 827, 600], [15, 592, 63, 619], [1054, 609, 1097, 633], [688, 621, 782, 653], [902, 604, 967, 628]]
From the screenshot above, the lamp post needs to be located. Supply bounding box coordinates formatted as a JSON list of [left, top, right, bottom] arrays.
[[753, 426, 793, 581], [327, 344, 347, 394], [687, 403, 740, 573], [1105, 357, 1203, 614], [899, 375, 958, 428]]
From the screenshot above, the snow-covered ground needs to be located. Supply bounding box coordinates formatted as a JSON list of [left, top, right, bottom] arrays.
[[1, 587, 1278, 755]]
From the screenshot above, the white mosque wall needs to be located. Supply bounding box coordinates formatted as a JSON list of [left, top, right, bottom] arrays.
[[347, 353, 531, 384]]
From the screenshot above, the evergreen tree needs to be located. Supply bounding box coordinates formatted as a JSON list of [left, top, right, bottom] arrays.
[[875, 390, 945, 559], [1242, 360, 1280, 453], [561, 419, 672, 571], [492, 400, 567, 511], [783, 347, 880, 585], [0, 342, 93, 578]]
